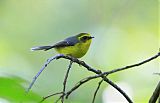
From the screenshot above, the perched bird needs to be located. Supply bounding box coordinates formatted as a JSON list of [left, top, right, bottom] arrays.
[[31, 33, 94, 58]]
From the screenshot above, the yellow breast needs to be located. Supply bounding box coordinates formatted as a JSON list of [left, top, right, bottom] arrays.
[[55, 39, 92, 58]]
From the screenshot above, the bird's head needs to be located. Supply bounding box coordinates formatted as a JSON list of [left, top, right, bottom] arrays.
[[77, 33, 94, 43]]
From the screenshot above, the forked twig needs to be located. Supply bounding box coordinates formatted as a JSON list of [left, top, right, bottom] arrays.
[[28, 51, 160, 103], [40, 92, 63, 103], [65, 75, 100, 98]]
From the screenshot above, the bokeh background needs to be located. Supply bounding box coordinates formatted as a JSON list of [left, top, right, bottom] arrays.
[[0, 0, 159, 103]]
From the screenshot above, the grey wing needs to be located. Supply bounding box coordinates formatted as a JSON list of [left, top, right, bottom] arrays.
[[52, 40, 74, 48], [53, 36, 79, 48]]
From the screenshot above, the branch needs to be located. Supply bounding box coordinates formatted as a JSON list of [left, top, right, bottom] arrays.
[[41, 75, 133, 103], [102, 52, 160, 75], [61, 61, 73, 103], [49, 52, 160, 80], [40, 92, 63, 103], [54, 52, 159, 102], [92, 79, 103, 103], [149, 81, 160, 103], [39, 60, 73, 103], [65, 74, 132, 103], [26, 55, 61, 93], [102, 77, 133, 103], [74, 51, 160, 83], [65, 75, 100, 98], [28, 51, 160, 103]]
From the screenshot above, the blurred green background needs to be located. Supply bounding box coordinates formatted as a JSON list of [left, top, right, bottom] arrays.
[[0, 0, 159, 103]]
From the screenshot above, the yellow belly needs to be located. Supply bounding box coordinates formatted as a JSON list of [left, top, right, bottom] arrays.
[[54, 40, 91, 58]]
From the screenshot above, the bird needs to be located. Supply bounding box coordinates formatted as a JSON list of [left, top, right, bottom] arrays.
[[31, 33, 94, 58]]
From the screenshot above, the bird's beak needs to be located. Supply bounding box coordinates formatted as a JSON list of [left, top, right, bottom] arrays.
[[90, 36, 94, 39]]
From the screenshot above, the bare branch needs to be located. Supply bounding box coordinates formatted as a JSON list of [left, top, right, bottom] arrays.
[[40, 75, 96, 102], [65, 75, 100, 99], [61, 61, 73, 103], [28, 51, 160, 103], [65, 74, 133, 103], [103, 52, 160, 75], [55, 52, 159, 102], [102, 77, 133, 103], [92, 79, 103, 103], [149, 81, 160, 103], [54, 52, 160, 78], [55, 95, 63, 103], [40, 92, 63, 103], [26, 54, 63, 93]]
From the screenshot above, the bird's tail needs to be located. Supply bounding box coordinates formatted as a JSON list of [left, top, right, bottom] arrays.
[[31, 46, 54, 51]]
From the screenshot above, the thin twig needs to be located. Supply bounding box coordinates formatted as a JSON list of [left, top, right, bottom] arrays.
[[103, 52, 160, 75], [28, 51, 160, 103], [56, 55, 102, 74], [61, 61, 73, 103], [65, 75, 133, 103], [55, 95, 63, 103], [65, 75, 100, 99], [92, 79, 103, 103], [26, 54, 64, 93], [40, 92, 63, 103], [149, 81, 160, 103], [103, 77, 133, 103], [39, 60, 73, 103], [64, 74, 133, 103], [53, 52, 160, 83], [56, 52, 160, 76], [56, 52, 160, 102]]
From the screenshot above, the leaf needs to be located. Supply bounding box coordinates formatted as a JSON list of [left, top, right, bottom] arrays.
[[0, 76, 42, 103]]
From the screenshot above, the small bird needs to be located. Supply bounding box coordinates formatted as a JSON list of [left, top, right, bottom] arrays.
[[31, 33, 94, 58]]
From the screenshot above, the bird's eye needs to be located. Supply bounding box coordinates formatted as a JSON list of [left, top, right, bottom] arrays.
[[82, 36, 88, 40]]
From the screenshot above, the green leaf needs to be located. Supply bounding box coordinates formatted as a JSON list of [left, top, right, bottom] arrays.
[[0, 76, 42, 103]]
